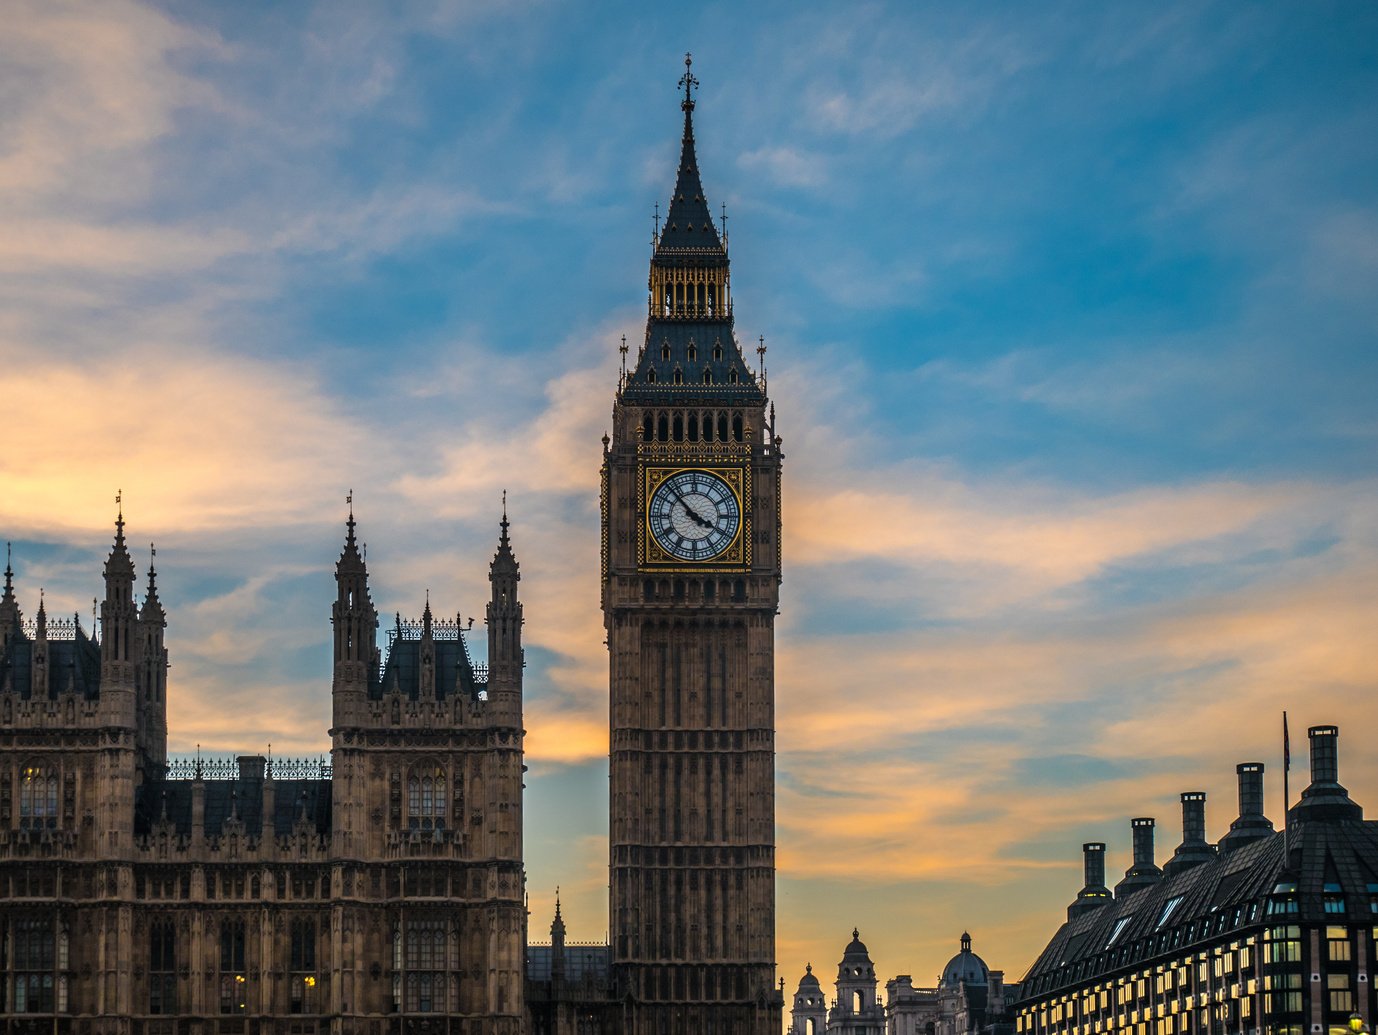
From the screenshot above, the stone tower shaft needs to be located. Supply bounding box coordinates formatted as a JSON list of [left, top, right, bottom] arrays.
[[602, 55, 784, 1035]]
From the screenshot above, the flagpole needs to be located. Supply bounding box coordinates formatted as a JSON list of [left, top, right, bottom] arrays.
[[1282, 711, 1291, 866]]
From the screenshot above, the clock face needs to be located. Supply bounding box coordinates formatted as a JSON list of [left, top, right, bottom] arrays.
[[648, 469, 741, 561]]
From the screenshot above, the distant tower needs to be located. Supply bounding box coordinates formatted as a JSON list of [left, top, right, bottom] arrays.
[[603, 55, 784, 1034], [830, 930, 884, 1034], [789, 964, 827, 1035]]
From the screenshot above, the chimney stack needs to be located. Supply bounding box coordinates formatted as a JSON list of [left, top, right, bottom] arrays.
[[1067, 842, 1112, 920], [1218, 762, 1274, 855], [1114, 818, 1162, 897], [1164, 792, 1217, 876], [1292, 725, 1363, 822]]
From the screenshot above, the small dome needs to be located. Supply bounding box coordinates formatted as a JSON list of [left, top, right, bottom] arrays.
[[940, 932, 989, 989], [796, 963, 822, 992], [842, 927, 871, 960]]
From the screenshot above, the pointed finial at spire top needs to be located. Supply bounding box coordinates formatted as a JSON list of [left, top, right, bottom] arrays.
[[499, 490, 510, 547], [3, 541, 12, 598], [679, 51, 698, 112], [345, 490, 357, 545], [114, 489, 125, 545]]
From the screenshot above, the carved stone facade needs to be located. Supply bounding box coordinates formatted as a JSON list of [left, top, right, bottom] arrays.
[[0, 507, 525, 1034]]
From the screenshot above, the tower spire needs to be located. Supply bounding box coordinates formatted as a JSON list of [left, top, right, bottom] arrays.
[[3, 542, 13, 604], [655, 56, 723, 257], [679, 51, 698, 112]]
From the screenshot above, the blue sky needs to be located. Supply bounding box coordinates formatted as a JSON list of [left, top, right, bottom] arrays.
[[2, 0, 1376, 1002]]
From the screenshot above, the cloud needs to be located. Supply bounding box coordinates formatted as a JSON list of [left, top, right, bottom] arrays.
[[738, 147, 827, 190], [0, 0, 227, 205], [0, 344, 375, 537]]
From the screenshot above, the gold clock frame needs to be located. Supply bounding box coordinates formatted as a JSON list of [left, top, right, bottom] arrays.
[[639, 464, 751, 571]]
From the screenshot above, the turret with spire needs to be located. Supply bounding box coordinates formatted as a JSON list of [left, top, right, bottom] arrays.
[[485, 493, 523, 728], [100, 496, 139, 716], [0, 542, 21, 653], [96, 495, 145, 855], [136, 543, 169, 775], [331, 493, 379, 729]]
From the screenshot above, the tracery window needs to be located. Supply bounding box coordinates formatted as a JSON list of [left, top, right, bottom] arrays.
[[406, 767, 448, 831], [149, 918, 176, 1014], [19, 766, 59, 828], [10, 918, 60, 1013], [219, 918, 247, 1014], [290, 917, 318, 1014], [396, 920, 451, 1013]]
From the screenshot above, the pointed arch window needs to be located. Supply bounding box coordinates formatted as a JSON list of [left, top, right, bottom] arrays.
[[673, 369, 684, 385], [289, 917, 318, 1014], [646, 369, 656, 384], [20, 766, 59, 829], [401, 920, 449, 1012], [407, 766, 447, 830], [10, 917, 63, 1013], [219, 918, 247, 1013], [149, 917, 177, 1014], [703, 369, 714, 384]]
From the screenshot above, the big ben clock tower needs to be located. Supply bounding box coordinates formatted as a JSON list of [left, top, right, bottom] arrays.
[[601, 56, 784, 1035]]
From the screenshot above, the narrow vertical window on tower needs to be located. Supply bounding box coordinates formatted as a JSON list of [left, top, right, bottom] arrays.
[[149, 918, 177, 1014], [290, 917, 318, 1014], [219, 918, 247, 1013]]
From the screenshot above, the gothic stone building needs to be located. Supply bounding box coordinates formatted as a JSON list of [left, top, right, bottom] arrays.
[[0, 508, 526, 1034]]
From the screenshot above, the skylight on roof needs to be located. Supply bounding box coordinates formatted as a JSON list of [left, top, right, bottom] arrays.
[[1106, 915, 1133, 948], [1156, 895, 1184, 929]]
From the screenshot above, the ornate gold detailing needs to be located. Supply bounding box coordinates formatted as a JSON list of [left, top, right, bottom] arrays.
[[638, 465, 751, 571]]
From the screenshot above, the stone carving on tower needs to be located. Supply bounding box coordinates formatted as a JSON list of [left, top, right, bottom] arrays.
[[601, 54, 785, 1035]]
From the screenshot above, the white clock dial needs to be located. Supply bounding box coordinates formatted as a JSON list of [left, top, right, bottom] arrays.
[[649, 470, 741, 561]]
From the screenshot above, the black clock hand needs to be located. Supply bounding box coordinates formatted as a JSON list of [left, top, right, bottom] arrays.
[[670, 487, 714, 529]]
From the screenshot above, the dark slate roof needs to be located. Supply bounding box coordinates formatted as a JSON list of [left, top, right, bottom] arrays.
[[0, 631, 102, 700], [1018, 814, 1378, 1003], [622, 320, 765, 404], [135, 777, 332, 839], [375, 637, 482, 702], [526, 944, 612, 984], [654, 108, 726, 264]]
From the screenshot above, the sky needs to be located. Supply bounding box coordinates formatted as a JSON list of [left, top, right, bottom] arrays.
[[2, 0, 1377, 1006]]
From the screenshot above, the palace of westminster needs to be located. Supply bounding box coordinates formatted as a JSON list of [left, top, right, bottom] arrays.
[[1, 61, 1374, 1035]]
